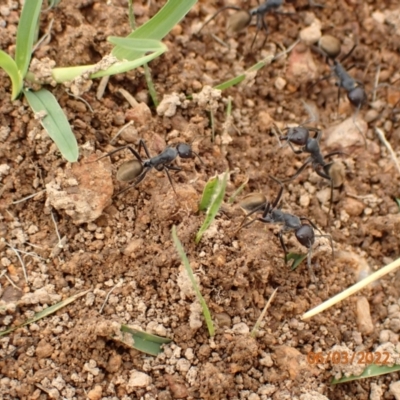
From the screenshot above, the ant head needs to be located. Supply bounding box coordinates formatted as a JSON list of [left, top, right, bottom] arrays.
[[281, 126, 309, 146], [116, 159, 144, 182], [176, 143, 194, 159], [347, 86, 366, 108], [239, 193, 267, 213], [176, 143, 205, 166], [295, 225, 315, 249]]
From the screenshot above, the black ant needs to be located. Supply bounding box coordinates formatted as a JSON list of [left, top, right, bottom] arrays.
[[314, 41, 367, 145], [330, 45, 367, 112], [94, 140, 204, 196], [198, 0, 289, 49], [276, 125, 343, 222], [238, 176, 334, 282]]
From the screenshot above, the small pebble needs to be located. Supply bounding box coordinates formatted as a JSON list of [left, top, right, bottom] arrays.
[[356, 296, 374, 334], [300, 21, 322, 46], [275, 77, 287, 90]]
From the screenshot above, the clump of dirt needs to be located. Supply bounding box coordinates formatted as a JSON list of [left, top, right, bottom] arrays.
[[1, 0, 400, 399]]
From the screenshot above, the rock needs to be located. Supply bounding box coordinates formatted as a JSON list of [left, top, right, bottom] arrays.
[[107, 354, 122, 373], [300, 392, 329, 400], [342, 197, 365, 216], [36, 340, 54, 359], [157, 93, 182, 117], [46, 154, 113, 225], [325, 116, 367, 149], [127, 370, 151, 389], [300, 21, 322, 46], [356, 296, 374, 334], [125, 102, 152, 126], [275, 77, 287, 90], [370, 383, 383, 400], [165, 375, 189, 398], [286, 43, 319, 85], [273, 346, 318, 380], [87, 386, 102, 400], [215, 312, 232, 328], [390, 319, 400, 333], [390, 381, 400, 400], [232, 322, 250, 335], [123, 238, 144, 258], [258, 111, 274, 131]]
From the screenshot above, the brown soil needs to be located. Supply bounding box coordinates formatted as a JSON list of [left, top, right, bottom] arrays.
[[1, 0, 400, 399]]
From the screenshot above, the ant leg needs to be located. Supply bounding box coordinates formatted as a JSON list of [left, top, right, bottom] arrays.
[[138, 139, 152, 159], [336, 85, 341, 116], [306, 248, 317, 282], [268, 176, 285, 208], [198, 6, 242, 34], [314, 167, 333, 224], [114, 167, 150, 197], [352, 105, 367, 148], [324, 150, 346, 159], [163, 167, 177, 195], [239, 202, 270, 231], [250, 21, 261, 50], [281, 158, 313, 182], [93, 145, 143, 163], [191, 150, 206, 167], [287, 141, 304, 155], [278, 230, 289, 264], [340, 44, 357, 63], [315, 234, 335, 258]]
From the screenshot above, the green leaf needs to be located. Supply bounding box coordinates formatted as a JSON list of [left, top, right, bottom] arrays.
[[214, 56, 274, 91], [196, 171, 229, 244], [0, 50, 23, 100], [24, 88, 79, 162], [0, 290, 90, 336], [198, 176, 219, 211], [120, 325, 172, 356], [286, 252, 308, 271], [172, 226, 215, 336], [396, 198, 400, 210], [228, 177, 249, 204], [15, 0, 43, 79], [332, 364, 400, 384], [107, 37, 165, 54], [51, 47, 167, 83], [112, 0, 197, 61]]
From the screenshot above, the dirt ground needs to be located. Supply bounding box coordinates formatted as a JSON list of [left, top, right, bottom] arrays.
[[1, 0, 400, 399]]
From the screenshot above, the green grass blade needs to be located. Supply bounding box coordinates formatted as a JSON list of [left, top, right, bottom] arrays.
[[51, 47, 167, 83], [214, 56, 274, 91], [286, 253, 308, 271], [198, 176, 219, 211], [24, 88, 79, 162], [112, 0, 197, 61], [396, 198, 400, 210], [0, 290, 90, 336], [228, 177, 249, 204], [107, 37, 165, 53], [120, 325, 172, 356], [172, 226, 215, 337], [196, 171, 229, 244], [332, 364, 400, 384], [0, 50, 23, 100], [15, 0, 43, 78]]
